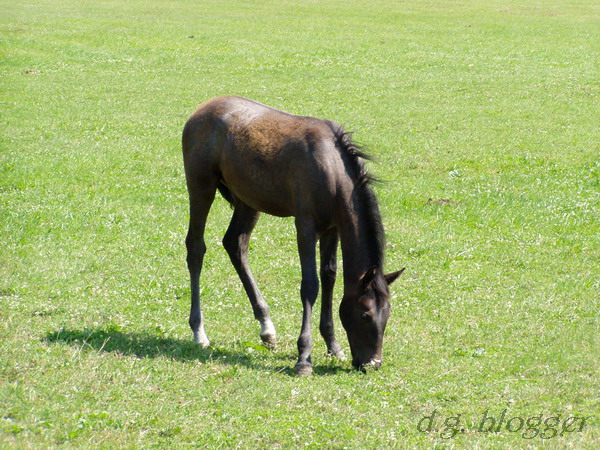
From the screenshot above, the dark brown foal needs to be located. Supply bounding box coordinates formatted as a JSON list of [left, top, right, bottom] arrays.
[[182, 96, 403, 375]]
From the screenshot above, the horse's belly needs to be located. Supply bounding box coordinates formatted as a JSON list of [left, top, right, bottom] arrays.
[[218, 115, 324, 217], [220, 167, 295, 217]]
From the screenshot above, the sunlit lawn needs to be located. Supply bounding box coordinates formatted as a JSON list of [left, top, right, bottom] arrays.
[[1, 0, 598, 446]]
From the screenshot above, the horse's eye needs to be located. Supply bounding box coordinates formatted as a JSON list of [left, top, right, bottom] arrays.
[[361, 312, 371, 321]]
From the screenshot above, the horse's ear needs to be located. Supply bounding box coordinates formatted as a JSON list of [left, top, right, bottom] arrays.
[[384, 268, 405, 285], [361, 266, 378, 288]]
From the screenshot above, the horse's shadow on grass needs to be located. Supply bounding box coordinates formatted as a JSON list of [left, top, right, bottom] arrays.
[[44, 326, 353, 376]]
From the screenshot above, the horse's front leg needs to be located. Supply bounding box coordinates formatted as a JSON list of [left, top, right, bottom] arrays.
[[319, 228, 345, 360], [294, 220, 319, 376]]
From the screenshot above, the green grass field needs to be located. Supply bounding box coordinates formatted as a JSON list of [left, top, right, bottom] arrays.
[[1, 0, 598, 446]]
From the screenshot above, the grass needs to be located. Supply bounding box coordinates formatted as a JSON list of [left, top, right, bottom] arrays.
[[1, 0, 599, 446]]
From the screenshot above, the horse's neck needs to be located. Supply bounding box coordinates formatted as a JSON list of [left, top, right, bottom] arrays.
[[337, 202, 381, 287]]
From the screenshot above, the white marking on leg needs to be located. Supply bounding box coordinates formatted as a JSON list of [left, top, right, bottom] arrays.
[[259, 318, 276, 347], [260, 319, 276, 338], [194, 318, 210, 347]]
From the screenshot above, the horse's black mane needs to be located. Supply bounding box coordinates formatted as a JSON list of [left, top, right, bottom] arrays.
[[326, 121, 386, 271]]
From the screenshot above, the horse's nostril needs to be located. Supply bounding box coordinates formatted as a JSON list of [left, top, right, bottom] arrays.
[[353, 358, 382, 372], [370, 359, 382, 369]]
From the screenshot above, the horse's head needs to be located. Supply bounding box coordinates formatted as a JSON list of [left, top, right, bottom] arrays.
[[339, 267, 404, 371]]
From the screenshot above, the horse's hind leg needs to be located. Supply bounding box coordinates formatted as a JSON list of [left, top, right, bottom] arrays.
[[222, 202, 276, 347], [186, 182, 217, 347], [319, 228, 345, 360]]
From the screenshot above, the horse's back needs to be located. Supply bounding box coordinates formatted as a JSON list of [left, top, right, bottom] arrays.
[[183, 97, 343, 219]]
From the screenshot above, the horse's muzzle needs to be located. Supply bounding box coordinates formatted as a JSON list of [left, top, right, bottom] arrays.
[[353, 358, 382, 372]]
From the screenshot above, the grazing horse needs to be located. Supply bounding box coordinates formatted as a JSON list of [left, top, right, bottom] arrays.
[[182, 96, 403, 375]]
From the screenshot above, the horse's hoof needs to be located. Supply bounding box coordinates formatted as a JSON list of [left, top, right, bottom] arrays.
[[294, 362, 313, 376], [329, 349, 347, 361], [327, 343, 346, 360], [193, 333, 210, 348], [260, 333, 277, 349], [196, 340, 210, 348]]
